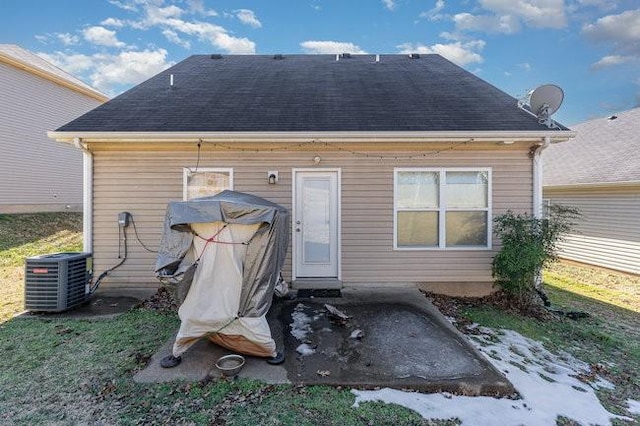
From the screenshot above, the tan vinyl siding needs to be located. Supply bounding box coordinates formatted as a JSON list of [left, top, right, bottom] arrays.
[[0, 61, 102, 213], [91, 145, 533, 290], [544, 186, 640, 274]]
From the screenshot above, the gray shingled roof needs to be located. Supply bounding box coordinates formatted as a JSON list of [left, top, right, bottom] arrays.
[[57, 54, 566, 133], [543, 107, 640, 186]]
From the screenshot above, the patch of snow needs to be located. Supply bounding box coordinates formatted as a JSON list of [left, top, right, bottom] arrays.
[[352, 327, 631, 425], [349, 329, 364, 339], [626, 399, 640, 415], [290, 303, 313, 341], [296, 343, 316, 356]]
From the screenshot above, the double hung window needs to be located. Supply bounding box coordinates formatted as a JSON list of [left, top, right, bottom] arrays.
[[394, 168, 491, 249]]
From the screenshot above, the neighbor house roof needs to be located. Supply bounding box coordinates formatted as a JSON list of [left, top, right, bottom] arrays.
[[543, 107, 640, 187], [0, 44, 107, 102], [55, 54, 569, 134]]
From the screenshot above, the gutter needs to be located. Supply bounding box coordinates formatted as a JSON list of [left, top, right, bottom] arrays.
[[73, 137, 93, 253], [532, 136, 551, 219], [48, 130, 576, 144]]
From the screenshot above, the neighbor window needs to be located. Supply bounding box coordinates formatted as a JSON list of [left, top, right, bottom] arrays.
[[183, 168, 233, 200], [394, 168, 491, 249]]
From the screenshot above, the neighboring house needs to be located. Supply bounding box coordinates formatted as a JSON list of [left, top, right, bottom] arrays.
[[0, 44, 107, 213], [49, 54, 574, 296], [543, 107, 640, 275]]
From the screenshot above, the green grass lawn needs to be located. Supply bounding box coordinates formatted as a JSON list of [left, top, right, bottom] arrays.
[[0, 213, 638, 424]]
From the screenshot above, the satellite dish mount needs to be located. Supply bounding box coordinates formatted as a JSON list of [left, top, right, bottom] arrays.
[[527, 84, 564, 129]]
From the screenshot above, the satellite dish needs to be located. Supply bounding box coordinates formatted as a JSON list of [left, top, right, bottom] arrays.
[[528, 84, 564, 129], [529, 84, 564, 117]]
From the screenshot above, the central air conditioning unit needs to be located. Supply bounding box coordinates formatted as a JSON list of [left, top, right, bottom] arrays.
[[24, 252, 92, 312]]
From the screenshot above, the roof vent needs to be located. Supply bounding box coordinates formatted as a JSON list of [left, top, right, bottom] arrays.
[[608, 115, 618, 120], [211, 54, 223, 59], [273, 54, 284, 60], [341, 53, 352, 59], [408, 53, 420, 59]]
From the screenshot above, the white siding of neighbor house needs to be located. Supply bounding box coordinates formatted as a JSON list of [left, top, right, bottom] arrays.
[[544, 186, 640, 275], [0, 62, 102, 213], [89, 145, 533, 292]]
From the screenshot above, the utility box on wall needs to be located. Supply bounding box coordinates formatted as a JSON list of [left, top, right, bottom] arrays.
[[24, 252, 92, 312]]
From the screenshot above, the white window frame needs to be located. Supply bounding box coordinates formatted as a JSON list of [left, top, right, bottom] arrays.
[[393, 167, 492, 250], [182, 167, 233, 200]]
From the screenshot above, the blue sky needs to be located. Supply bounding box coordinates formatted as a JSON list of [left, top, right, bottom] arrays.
[[2, 0, 639, 125]]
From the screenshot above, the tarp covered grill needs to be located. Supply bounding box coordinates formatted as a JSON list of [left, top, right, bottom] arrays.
[[154, 190, 289, 358]]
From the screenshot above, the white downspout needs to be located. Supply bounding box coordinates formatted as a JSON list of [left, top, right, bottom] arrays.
[[73, 137, 93, 253], [532, 136, 550, 218], [532, 135, 551, 290]]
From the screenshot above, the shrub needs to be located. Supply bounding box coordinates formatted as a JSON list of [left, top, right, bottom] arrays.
[[492, 205, 580, 306]]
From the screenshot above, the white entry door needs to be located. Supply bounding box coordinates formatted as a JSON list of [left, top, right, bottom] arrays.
[[294, 170, 339, 278]]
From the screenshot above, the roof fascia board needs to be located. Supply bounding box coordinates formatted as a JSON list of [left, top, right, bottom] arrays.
[[48, 130, 576, 144], [0, 52, 108, 103]]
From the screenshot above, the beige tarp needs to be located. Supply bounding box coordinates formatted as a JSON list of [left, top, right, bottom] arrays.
[[173, 222, 276, 358]]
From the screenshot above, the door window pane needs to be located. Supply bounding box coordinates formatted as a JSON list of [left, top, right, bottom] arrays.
[[445, 211, 488, 246], [397, 211, 438, 247], [445, 171, 488, 208], [303, 178, 331, 263], [396, 171, 439, 209]]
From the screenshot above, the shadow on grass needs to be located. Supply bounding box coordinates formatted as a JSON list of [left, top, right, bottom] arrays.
[[0, 212, 82, 251]]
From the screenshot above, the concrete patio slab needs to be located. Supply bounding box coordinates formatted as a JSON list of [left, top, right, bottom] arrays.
[[135, 286, 514, 396]]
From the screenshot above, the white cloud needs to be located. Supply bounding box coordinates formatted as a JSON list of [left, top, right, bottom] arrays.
[[56, 32, 80, 46], [108, 0, 138, 12], [591, 55, 634, 69], [300, 41, 367, 54], [136, 4, 256, 53], [479, 0, 567, 28], [582, 9, 640, 47], [37, 52, 97, 75], [397, 40, 485, 66], [90, 49, 173, 92], [576, 0, 618, 11], [144, 4, 184, 24], [83, 26, 126, 48], [162, 29, 191, 49], [453, 0, 567, 34], [39, 48, 174, 94], [420, 0, 446, 21], [187, 0, 217, 16], [454, 12, 520, 34], [382, 0, 396, 11], [235, 9, 262, 28], [583, 9, 640, 68], [439, 31, 463, 41], [101, 17, 125, 27], [35, 34, 49, 44]]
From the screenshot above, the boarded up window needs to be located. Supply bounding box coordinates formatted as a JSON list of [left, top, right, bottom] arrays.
[[183, 168, 233, 200]]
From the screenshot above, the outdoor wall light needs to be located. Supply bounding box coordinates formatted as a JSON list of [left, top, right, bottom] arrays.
[[313, 155, 321, 164], [267, 171, 278, 184]]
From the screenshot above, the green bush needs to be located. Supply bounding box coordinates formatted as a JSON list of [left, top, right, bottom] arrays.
[[492, 205, 579, 306]]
